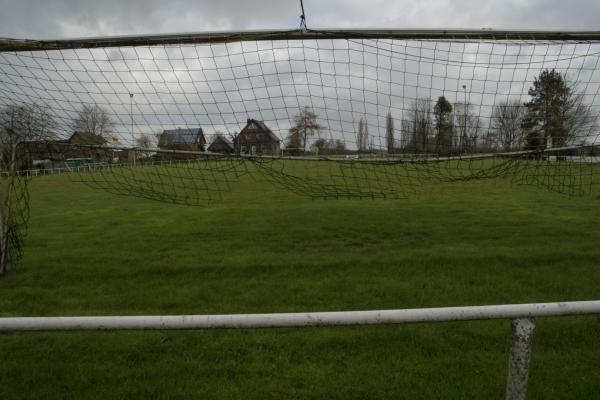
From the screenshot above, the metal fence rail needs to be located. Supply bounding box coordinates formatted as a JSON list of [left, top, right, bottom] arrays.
[[2, 300, 599, 400]]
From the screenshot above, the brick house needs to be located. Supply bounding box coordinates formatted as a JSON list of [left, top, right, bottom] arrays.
[[233, 119, 280, 156]]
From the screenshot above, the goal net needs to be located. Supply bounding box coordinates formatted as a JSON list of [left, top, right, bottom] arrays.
[[1, 28, 599, 268]]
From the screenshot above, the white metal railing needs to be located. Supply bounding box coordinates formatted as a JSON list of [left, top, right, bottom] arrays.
[[2, 300, 599, 400]]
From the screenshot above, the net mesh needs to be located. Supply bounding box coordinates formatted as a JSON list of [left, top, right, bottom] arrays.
[[1, 29, 600, 266]]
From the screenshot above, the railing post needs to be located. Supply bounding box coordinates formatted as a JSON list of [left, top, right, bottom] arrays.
[[506, 318, 536, 400]]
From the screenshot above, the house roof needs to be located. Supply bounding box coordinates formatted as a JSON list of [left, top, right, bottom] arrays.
[[70, 131, 106, 145], [209, 134, 234, 149], [240, 119, 280, 142], [160, 128, 205, 145]]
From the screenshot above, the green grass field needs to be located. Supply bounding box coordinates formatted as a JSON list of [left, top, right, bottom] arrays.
[[1, 166, 600, 399]]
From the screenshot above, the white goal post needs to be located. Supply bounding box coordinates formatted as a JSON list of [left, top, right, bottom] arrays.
[[2, 28, 600, 51], [1, 300, 599, 400]]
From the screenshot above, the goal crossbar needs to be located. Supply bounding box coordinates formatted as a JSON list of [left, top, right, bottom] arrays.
[[2, 28, 600, 52], [1, 300, 598, 331]]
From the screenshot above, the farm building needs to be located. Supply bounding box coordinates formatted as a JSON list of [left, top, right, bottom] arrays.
[[23, 131, 110, 170], [68, 131, 107, 146], [64, 131, 111, 164], [233, 119, 280, 156], [207, 134, 234, 154]]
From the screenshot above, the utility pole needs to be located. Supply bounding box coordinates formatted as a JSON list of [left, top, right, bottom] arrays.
[[462, 84, 468, 151], [129, 93, 135, 165]]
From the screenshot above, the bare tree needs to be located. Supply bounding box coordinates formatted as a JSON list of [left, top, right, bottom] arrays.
[[74, 104, 114, 140], [562, 91, 595, 146], [287, 107, 324, 152], [285, 127, 302, 155], [385, 111, 394, 154], [311, 138, 346, 155], [134, 133, 157, 161], [407, 98, 432, 153], [356, 116, 369, 152], [400, 118, 412, 150], [135, 134, 155, 149], [491, 100, 525, 151], [364, 118, 370, 151], [0, 104, 56, 166], [454, 102, 484, 152]]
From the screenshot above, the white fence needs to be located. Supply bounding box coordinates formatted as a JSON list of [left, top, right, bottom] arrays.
[[10, 158, 208, 177], [2, 300, 599, 400]]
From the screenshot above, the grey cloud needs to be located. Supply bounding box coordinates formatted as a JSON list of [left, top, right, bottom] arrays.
[[1, 0, 600, 39]]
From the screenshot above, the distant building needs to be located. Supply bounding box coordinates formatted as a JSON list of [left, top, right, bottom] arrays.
[[65, 131, 110, 163], [207, 134, 234, 154], [23, 131, 109, 169], [68, 131, 107, 146], [158, 127, 206, 160], [158, 128, 206, 152], [233, 119, 280, 156]]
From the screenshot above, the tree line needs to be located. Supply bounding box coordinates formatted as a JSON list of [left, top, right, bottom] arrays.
[[0, 103, 116, 170], [284, 69, 594, 156], [1, 68, 596, 164], [393, 69, 594, 155]]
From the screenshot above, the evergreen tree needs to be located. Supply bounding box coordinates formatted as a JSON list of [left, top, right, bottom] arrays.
[[433, 96, 453, 153], [522, 69, 591, 150], [356, 116, 369, 152]]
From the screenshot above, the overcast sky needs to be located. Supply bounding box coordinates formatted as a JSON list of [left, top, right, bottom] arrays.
[[0, 0, 599, 150], [1, 0, 599, 39]]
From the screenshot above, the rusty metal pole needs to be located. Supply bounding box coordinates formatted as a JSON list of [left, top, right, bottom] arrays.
[[0, 178, 5, 276], [0, 143, 17, 275], [506, 318, 536, 400]]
